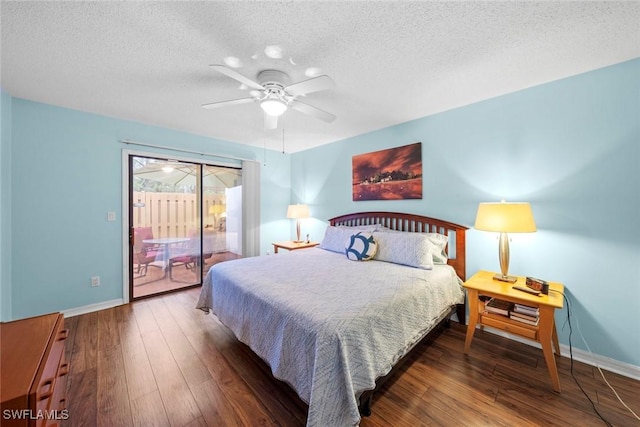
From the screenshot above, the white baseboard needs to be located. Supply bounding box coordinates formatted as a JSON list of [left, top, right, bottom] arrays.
[[562, 343, 640, 381], [61, 298, 124, 318], [484, 328, 640, 381]]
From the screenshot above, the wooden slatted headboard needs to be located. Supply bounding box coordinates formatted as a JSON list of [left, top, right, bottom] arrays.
[[329, 211, 468, 280]]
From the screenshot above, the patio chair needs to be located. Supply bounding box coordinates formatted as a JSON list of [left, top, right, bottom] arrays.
[[133, 227, 163, 277], [168, 229, 212, 281]]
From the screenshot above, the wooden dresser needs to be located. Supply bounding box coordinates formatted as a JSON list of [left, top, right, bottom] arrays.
[[1, 313, 69, 426]]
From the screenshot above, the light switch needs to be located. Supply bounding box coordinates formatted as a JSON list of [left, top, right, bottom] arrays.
[[107, 211, 116, 221]]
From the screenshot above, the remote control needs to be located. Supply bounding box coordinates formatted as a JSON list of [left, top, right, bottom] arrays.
[[513, 285, 541, 296]]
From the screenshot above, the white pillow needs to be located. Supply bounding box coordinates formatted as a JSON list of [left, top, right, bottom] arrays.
[[425, 233, 449, 264], [345, 232, 378, 261], [320, 226, 366, 253], [337, 224, 381, 232], [372, 231, 434, 270]]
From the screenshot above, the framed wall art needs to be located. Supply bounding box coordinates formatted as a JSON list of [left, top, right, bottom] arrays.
[[352, 142, 422, 201]]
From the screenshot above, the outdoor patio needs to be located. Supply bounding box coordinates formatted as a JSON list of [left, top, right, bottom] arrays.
[[130, 157, 243, 299], [133, 249, 240, 298]]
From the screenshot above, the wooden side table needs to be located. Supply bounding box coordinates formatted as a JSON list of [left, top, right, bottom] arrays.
[[272, 240, 319, 253], [463, 270, 564, 392]]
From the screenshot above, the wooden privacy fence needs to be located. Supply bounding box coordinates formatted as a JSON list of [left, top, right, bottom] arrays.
[[132, 192, 220, 238]]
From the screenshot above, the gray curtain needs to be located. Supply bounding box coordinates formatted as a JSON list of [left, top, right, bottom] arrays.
[[241, 160, 260, 257]]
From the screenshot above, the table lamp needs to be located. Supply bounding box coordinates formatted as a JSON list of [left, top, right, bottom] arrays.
[[208, 203, 225, 228], [287, 204, 310, 243], [474, 201, 536, 282]]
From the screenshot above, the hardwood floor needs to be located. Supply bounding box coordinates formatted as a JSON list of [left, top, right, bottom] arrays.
[[62, 288, 640, 426]]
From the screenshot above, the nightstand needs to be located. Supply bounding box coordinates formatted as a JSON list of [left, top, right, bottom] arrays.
[[463, 270, 564, 392], [272, 240, 319, 253]]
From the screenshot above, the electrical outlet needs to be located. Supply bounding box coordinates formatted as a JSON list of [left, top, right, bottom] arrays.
[[107, 211, 116, 221], [91, 276, 100, 287]]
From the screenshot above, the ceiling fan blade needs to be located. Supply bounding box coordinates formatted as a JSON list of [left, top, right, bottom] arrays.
[[201, 97, 255, 109], [264, 113, 278, 130], [285, 75, 335, 96], [290, 100, 336, 123], [210, 65, 264, 90]]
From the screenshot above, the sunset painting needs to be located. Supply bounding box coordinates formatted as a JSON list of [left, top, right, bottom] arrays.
[[352, 142, 422, 201]]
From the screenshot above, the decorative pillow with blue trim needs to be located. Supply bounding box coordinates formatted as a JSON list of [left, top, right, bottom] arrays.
[[345, 232, 378, 261]]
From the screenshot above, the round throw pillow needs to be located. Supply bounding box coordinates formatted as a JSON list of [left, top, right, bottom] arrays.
[[345, 232, 378, 261]]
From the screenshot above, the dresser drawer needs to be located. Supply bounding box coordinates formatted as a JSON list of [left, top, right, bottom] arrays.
[[1, 313, 68, 427], [51, 357, 69, 412], [36, 318, 67, 404]]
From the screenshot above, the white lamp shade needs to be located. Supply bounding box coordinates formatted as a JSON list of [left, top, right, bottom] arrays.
[[474, 202, 537, 233], [287, 204, 310, 219], [261, 99, 287, 116]]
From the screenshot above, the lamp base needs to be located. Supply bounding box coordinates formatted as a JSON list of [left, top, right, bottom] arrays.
[[493, 273, 517, 283]]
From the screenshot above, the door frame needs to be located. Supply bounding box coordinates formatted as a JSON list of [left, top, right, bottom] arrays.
[[121, 148, 239, 304]]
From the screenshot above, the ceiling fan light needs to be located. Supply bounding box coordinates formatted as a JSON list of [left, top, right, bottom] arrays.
[[260, 99, 287, 116]]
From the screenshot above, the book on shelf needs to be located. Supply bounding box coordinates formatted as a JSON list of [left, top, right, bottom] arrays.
[[510, 311, 539, 326], [513, 303, 539, 316], [510, 310, 538, 321], [484, 298, 514, 316]]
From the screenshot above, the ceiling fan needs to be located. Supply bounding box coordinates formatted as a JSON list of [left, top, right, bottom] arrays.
[[202, 65, 336, 129]]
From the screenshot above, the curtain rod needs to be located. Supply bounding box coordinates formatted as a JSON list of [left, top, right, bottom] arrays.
[[120, 139, 260, 163]]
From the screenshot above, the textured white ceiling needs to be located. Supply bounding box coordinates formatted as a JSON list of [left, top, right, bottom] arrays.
[[2, 1, 638, 153]]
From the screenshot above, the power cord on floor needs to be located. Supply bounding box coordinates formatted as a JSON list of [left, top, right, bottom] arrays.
[[551, 289, 640, 425], [572, 299, 640, 422], [554, 290, 613, 426]]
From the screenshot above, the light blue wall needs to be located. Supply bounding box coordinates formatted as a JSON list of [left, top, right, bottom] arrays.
[[8, 99, 291, 319], [291, 59, 640, 367], [1, 89, 12, 321], [4, 59, 638, 367]]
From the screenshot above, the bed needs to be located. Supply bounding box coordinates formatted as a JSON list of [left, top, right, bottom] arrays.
[[197, 212, 468, 427]]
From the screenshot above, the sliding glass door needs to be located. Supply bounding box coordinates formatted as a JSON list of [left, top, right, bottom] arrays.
[[129, 155, 242, 299]]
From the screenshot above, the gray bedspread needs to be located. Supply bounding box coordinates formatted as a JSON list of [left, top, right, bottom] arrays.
[[196, 248, 464, 427]]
